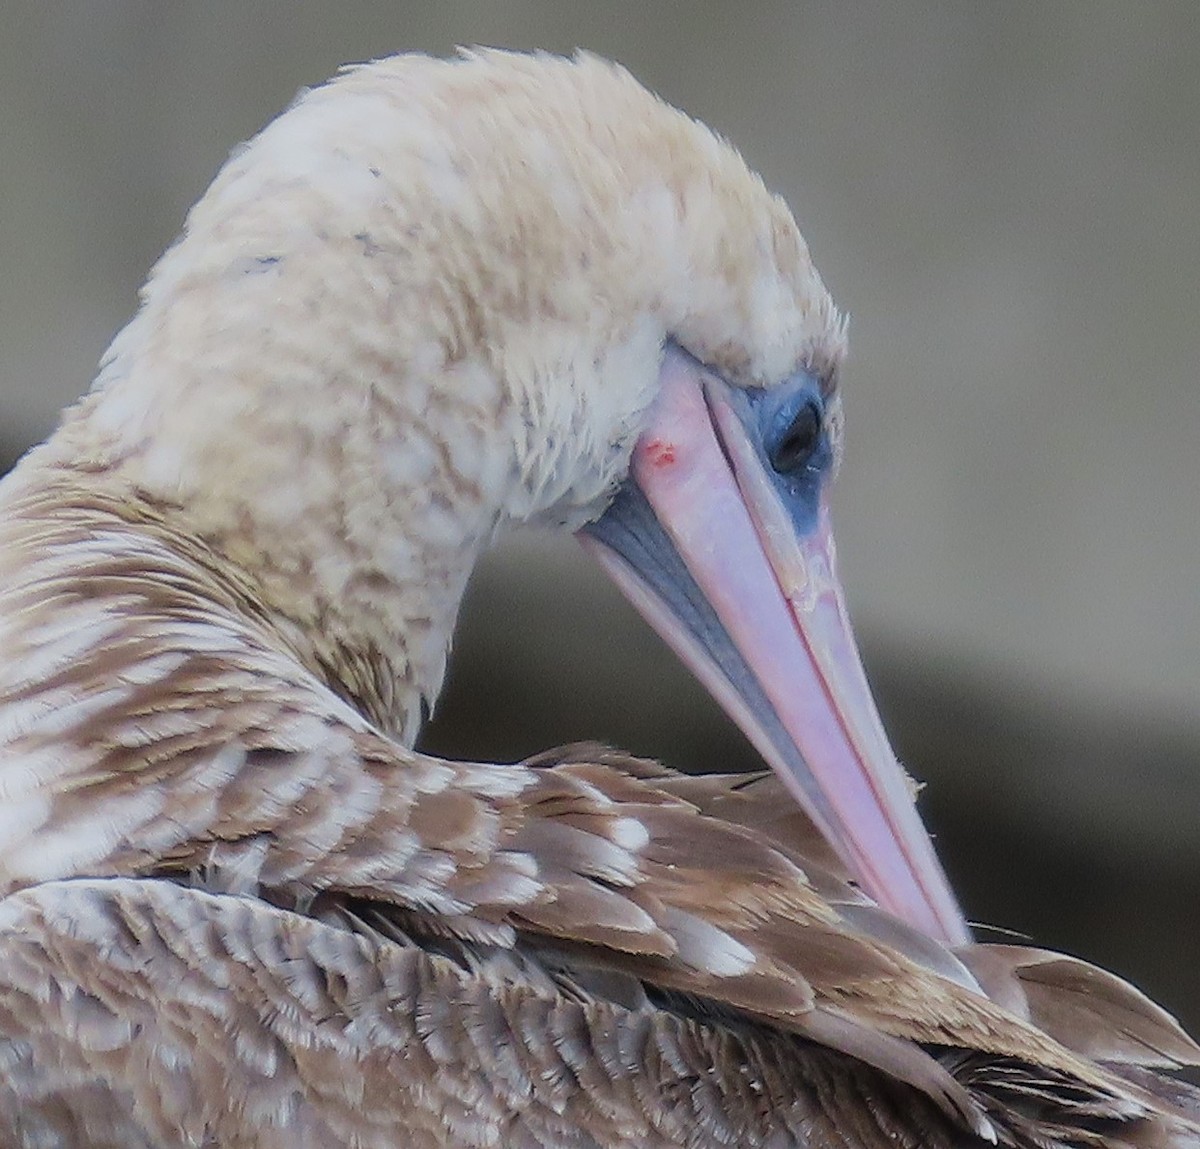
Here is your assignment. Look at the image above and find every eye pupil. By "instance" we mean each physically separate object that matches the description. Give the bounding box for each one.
[771,404,821,474]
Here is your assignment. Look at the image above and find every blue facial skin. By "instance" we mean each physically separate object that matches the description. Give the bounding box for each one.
[722,371,833,540]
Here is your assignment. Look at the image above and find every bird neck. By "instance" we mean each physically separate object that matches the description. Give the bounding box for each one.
[17,339,528,743]
[7,57,704,741]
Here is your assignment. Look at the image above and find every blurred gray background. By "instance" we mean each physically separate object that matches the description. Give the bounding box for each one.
[1,4,1197,1032]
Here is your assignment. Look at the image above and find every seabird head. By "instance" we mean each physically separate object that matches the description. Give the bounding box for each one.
[16,49,962,944]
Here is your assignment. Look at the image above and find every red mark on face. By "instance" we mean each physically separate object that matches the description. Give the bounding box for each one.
[643,438,677,467]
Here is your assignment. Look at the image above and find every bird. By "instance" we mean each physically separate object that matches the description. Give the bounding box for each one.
[0,48,1195,1148]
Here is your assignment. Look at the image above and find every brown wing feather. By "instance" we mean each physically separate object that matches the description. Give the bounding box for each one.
[2,877,988,1149]
[957,946,1200,1070]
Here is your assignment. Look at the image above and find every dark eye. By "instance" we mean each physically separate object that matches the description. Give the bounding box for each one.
[769,403,821,475]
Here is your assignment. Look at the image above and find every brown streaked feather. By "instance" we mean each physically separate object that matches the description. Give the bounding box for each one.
[3,877,1197,1149]
[2,487,1198,1144]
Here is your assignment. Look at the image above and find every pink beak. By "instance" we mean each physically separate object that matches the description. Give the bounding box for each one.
[581,347,968,946]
